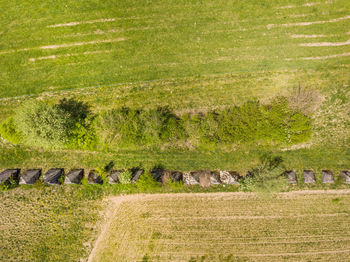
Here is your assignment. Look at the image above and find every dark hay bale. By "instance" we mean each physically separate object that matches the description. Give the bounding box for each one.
[43,168,64,185]
[19,169,41,185]
[219,171,241,185]
[304,170,316,183]
[88,170,103,184]
[340,170,350,184]
[322,170,334,183]
[65,169,84,184]
[0,169,20,185]
[131,168,144,183]
[286,170,297,184]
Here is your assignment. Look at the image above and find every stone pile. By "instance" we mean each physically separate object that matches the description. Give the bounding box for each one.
[0,168,349,187]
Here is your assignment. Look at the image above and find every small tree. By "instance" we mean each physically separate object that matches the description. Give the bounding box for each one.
[15,101,71,148]
[240,153,286,194]
[14,99,96,149]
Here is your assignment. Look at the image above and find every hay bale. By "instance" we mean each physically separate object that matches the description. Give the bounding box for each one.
[304,170,316,183]
[131,168,144,183]
[65,169,84,184]
[170,171,183,183]
[0,169,20,185]
[210,171,221,185]
[219,171,241,185]
[159,170,171,185]
[340,171,350,184]
[196,170,211,187]
[43,168,64,185]
[151,169,183,185]
[109,170,122,184]
[150,168,164,182]
[285,170,297,184]
[183,172,200,185]
[19,169,41,185]
[183,170,212,187]
[322,170,334,183]
[88,170,103,184]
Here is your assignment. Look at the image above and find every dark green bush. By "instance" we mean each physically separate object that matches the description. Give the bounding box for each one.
[11,99,96,149]
[182,99,311,147]
[98,106,185,149]
[217,101,262,143]
[14,101,71,148]
[0,117,22,144]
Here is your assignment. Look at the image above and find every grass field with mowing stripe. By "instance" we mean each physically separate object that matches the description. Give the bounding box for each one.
[1,0,349,98]
[0,0,349,172]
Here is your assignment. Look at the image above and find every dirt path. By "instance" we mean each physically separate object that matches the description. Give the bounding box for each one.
[87,190,350,261]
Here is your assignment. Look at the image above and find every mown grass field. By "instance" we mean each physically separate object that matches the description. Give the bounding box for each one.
[0,0,349,171]
[91,192,350,261]
[0,0,349,98]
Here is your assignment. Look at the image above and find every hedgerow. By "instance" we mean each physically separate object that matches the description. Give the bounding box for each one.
[97,106,186,149]
[0,98,311,151]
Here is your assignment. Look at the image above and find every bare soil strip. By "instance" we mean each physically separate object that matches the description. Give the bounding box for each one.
[301,52,350,60]
[40,38,126,50]
[47,18,116,28]
[300,39,350,46]
[0,47,30,55]
[0,38,125,55]
[276,2,323,9]
[291,34,329,38]
[267,15,350,28]
[29,50,112,62]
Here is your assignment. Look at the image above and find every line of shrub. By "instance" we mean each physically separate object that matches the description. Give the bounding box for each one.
[0,97,311,151]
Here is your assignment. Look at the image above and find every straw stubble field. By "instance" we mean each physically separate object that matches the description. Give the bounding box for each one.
[91,192,350,261]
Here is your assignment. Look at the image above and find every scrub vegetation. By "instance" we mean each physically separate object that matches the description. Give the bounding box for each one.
[0,97,312,151]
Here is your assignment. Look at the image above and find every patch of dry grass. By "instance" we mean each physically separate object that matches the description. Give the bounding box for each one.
[0,186,102,261]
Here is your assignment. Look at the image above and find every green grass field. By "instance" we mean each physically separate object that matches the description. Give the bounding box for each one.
[0,0,349,172]
[0,0,349,98]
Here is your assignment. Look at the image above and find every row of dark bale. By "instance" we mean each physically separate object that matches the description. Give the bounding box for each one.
[0,168,349,187]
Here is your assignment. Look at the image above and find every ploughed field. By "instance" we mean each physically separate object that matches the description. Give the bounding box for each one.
[91,192,350,262]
